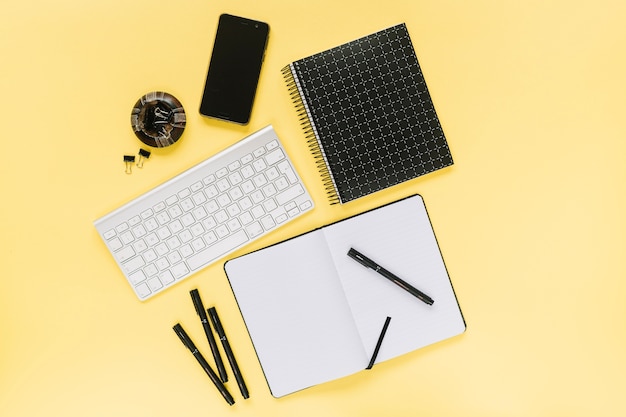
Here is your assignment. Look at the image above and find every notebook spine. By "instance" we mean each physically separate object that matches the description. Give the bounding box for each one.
[282,64,341,205]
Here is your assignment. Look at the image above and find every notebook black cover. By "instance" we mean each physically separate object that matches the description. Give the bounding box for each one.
[283,23,453,204]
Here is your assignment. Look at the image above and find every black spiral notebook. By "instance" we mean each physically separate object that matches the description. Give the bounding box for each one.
[282,23,453,204]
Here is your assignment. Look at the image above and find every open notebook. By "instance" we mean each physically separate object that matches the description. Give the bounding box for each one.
[224,195,465,397]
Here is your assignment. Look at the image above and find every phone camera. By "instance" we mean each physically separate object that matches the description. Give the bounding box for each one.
[255,24,259,29]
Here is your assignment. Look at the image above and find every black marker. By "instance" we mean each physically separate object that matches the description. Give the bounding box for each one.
[172,323,234,406]
[366,316,392,370]
[347,248,434,306]
[208,307,249,399]
[190,289,228,382]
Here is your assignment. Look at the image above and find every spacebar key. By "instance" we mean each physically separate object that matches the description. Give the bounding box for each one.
[187,230,249,271]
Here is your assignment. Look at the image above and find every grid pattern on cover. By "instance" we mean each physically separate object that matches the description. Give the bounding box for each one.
[291,23,453,203]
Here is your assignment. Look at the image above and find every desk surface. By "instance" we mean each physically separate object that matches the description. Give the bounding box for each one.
[2,1,626,416]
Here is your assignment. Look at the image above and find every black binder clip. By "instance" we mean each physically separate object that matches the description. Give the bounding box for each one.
[123,155,135,174]
[136,148,151,168]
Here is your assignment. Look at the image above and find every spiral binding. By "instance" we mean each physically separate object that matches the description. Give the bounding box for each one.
[282,64,341,205]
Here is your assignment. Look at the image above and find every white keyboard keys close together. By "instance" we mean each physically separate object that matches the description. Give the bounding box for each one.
[94,126,314,300]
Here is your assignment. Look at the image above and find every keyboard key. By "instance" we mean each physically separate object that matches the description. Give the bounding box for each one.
[169,220,183,234]
[217,179,230,192]
[253,159,267,172]
[251,205,265,219]
[172,263,190,279]
[156,212,170,225]
[180,244,193,258]
[227,218,242,232]
[240,197,253,211]
[145,233,159,246]
[205,200,219,213]
[300,200,313,211]
[253,174,267,188]
[117,246,135,262]
[144,264,158,277]
[160,271,175,285]
[261,215,275,230]
[263,199,278,212]
[155,243,169,256]
[180,199,194,212]
[265,149,285,165]
[168,205,183,218]
[144,249,157,263]
[145,218,159,232]
[156,257,170,270]
[153,202,166,212]
[133,239,148,253]
[147,277,163,291]
[109,237,123,252]
[266,140,279,151]
[276,184,305,205]
[204,231,218,246]
[188,230,249,271]
[166,236,181,250]
[192,192,207,205]
[253,146,266,157]
[129,270,147,285]
[192,238,206,251]
[216,225,229,238]
[227,204,241,217]
[266,167,280,181]
[123,256,145,274]
[203,174,216,185]
[140,209,154,219]
[240,212,254,225]
[103,229,116,240]
[275,177,289,191]
[277,161,298,184]
[157,227,171,240]
[178,188,191,199]
[167,251,182,264]
[240,154,253,164]
[132,225,147,239]
[190,181,203,192]
[205,185,219,198]
[241,165,255,179]
[245,222,263,238]
[136,283,152,299]
[181,213,196,226]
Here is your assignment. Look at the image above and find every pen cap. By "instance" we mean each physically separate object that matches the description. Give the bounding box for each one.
[207,307,225,336]
[190,289,206,317]
[173,323,197,351]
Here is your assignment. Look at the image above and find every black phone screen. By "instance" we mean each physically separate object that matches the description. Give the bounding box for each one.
[199,14,269,125]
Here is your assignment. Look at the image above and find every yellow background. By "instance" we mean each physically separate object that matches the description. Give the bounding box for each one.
[2,0,625,416]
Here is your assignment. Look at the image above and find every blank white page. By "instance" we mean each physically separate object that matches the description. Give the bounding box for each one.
[225,230,367,398]
[324,195,466,364]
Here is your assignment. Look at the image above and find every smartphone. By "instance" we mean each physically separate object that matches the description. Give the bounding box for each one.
[199,14,269,125]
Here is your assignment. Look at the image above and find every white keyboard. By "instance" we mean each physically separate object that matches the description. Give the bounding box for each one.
[94,126,314,300]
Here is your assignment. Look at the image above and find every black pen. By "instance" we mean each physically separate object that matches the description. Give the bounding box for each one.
[172,323,235,406]
[347,248,434,306]
[208,307,249,399]
[190,289,228,382]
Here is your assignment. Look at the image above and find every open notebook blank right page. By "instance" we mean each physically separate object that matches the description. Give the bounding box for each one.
[324,195,466,364]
